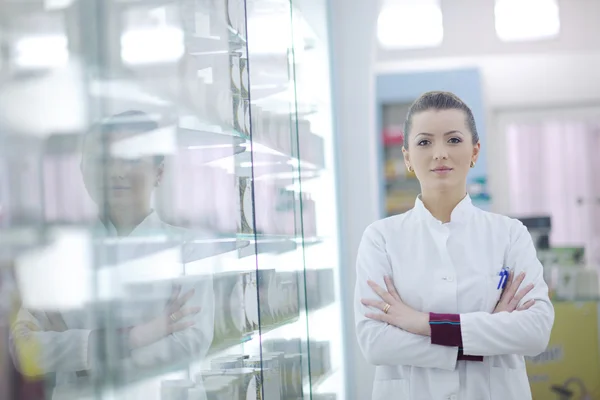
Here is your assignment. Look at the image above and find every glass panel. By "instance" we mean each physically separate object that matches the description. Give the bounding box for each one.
[245,1,311,399]
[291,1,345,399]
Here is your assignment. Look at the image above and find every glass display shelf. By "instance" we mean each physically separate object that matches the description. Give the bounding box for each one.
[51,298,337,396]
[93,315,302,392]
[0,0,343,399]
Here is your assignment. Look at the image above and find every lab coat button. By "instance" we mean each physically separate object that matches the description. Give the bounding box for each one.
[448,395,457,400]
[443,276,454,282]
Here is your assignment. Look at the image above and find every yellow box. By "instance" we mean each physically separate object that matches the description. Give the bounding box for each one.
[526,301,600,399]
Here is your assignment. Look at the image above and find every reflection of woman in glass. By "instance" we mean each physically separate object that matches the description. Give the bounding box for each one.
[355,92,554,400]
[11,111,214,399]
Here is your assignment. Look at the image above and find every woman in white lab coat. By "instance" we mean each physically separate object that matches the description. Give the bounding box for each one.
[10,111,214,399]
[355,92,554,400]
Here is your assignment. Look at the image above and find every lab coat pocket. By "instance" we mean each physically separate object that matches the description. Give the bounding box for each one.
[489,366,532,400]
[372,379,408,400]
[486,273,504,312]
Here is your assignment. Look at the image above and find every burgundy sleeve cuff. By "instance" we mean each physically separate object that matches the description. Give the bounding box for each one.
[458,349,483,362]
[429,313,463,347]
[429,313,483,361]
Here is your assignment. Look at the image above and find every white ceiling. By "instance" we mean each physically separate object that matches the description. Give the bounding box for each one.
[376,0,600,110]
[377,0,600,61]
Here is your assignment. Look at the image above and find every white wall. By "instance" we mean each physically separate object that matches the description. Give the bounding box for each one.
[329,0,381,399]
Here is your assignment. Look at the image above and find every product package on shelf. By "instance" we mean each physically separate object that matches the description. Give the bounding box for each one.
[179,62,210,122]
[2,150,44,226]
[243,98,251,137]
[283,354,304,399]
[42,152,97,225]
[225,0,247,36]
[246,113,325,171]
[240,57,250,101]
[230,53,242,96]
[240,269,300,333]
[241,270,258,332]
[301,195,318,238]
[217,347,301,400]
[263,338,331,387]
[209,0,231,39]
[202,375,240,399]
[249,104,263,139]
[247,180,269,234]
[256,268,278,326]
[272,189,298,237]
[248,107,293,157]
[305,269,335,310]
[297,120,325,168]
[258,352,286,398]
[261,269,278,325]
[263,338,301,355]
[245,356,282,398]
[158,155,239,234]
[211,354,247,370]
[251,181,312,237]
[230,54,247,136]
[232,93,245,136]
[200,368,268,400]
[309,340,332,381]
[276,271,300,319]
[212,271,247,349]
[239,177,254,234]
[182,49,236,131]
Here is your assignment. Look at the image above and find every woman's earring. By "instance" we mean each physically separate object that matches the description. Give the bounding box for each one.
[470,161,475,168]
[407,165,414,173]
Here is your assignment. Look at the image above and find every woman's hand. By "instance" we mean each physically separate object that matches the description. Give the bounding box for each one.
[361,276,431,336]
[128,285,201,350]
[493,271,535,314]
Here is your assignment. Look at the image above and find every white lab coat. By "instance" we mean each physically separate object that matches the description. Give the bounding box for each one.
[10,212,215,400]
[355,195,554,400]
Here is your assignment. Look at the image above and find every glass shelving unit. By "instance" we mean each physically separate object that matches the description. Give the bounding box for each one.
[0,0,344,400]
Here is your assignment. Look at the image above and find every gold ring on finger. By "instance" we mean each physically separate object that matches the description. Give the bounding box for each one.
[383,303,391,314]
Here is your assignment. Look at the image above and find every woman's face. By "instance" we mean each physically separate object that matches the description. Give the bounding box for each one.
[80,130,162,210]
[402,109,480,193]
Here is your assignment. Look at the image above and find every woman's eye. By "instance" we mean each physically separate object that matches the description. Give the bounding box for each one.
[417,140,430,146]
[448,137,462,144]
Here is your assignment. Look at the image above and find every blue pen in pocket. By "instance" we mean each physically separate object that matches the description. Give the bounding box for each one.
[497,267,509,290]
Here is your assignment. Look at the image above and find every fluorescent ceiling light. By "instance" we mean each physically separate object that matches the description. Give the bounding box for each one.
[44,0,75,10]
[0,62,87,136]
[495,0,560,42]
[121,27,184,65]
[15,35,69,68]
[378,0,443,50]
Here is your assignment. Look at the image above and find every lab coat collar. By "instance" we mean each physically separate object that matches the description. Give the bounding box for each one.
[100,210,163,237]
[414,193,474,225]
